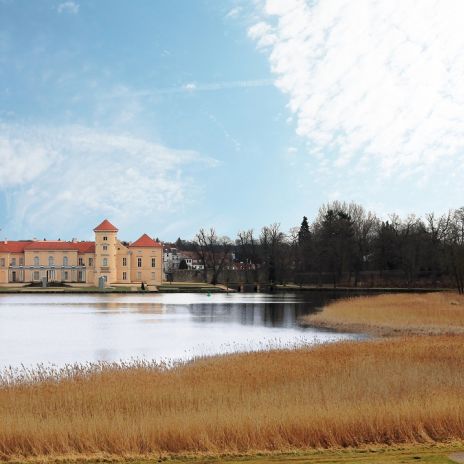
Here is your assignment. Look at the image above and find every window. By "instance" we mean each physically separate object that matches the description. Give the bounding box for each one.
[103,258,108,267]
[63,256,68,266]
[11,258,16,266]
[89,258,93,267]
[48,256,54,266]
[0,258,4,267]
[151,258,156,268]
[103,236,108,241]
[137,271,141,280]
[122,257,127,266]
[78,257,84,266]
[34,256,39,266]
[122,271,127,280]
[33,271,40,281]
[103,245,108,251]
[49,270,55,281]
[64,271,69,280]
[19,257,24,266]
[137,257,142,268]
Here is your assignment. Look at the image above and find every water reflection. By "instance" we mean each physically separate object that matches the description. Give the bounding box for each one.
[188,302,306,327]
[188,291,347,327]
[0,292,360,369]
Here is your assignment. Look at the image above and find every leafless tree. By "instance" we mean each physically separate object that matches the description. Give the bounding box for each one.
[236,229,260,282]
[444,208,464,294]
[193,228,232,285]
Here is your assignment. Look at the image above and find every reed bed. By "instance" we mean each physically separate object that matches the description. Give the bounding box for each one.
[302,292,464,336]
[1,335,464,460]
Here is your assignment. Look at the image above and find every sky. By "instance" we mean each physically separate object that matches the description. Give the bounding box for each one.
[1,0,464,242]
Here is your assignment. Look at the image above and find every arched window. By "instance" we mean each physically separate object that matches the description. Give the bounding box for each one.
[34,256,39,266]
[48,256,54,266]
[63,256,68,266]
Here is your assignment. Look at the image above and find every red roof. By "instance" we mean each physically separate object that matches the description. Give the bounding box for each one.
[93,219,118,232]
[0,241,95,254]
[0,241,32,253]
[129,234,162,248]
[74,242,96,253]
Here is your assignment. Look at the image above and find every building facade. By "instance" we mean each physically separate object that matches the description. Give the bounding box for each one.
[0,220,163,287]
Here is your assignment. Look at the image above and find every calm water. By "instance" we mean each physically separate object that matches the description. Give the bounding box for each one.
[0,292,360,368]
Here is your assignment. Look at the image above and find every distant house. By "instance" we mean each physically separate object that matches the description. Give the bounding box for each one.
[178,251,205,270]
[163,246,181,273]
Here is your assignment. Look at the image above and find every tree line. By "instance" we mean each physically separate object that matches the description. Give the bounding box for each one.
[173,202,464,293]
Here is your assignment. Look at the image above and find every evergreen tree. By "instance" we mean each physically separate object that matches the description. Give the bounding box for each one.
[297,216,312,273]
[298,216,310,245]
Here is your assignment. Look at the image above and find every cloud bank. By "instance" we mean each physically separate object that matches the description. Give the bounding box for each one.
[0,124,214,237]
[249,0,464,197]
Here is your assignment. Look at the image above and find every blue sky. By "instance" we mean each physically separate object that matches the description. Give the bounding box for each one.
[1,0,464,242]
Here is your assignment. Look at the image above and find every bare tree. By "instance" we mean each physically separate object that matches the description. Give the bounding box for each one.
[260,223,286,284]
[444,209,464,294]
[236,229,260,282]
[193,228,232,285]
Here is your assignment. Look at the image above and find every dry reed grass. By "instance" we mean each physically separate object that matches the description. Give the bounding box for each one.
[1,335,464,460]
[301,292,464,336]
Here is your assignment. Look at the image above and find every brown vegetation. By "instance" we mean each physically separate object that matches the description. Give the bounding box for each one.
[1,335,464,461]
[302,292,464,336]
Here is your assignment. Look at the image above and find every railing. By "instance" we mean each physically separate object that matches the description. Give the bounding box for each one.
[8,265,87,270]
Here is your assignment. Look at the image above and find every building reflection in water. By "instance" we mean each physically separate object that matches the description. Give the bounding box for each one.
[89,302,166,314]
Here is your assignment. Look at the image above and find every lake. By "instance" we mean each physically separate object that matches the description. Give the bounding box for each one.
[0,292,360,369]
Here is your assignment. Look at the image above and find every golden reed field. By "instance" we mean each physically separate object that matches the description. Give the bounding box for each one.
[302,292,464,336]
[1,333,464,461]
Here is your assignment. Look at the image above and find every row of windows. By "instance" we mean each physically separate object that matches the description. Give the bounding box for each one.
[122,271,156,281]
[1,257,93,267]
[120,257,156,268]
[32,270,85,282]
[100,257,156,267]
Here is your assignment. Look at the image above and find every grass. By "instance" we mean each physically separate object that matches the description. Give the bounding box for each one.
[158,282,227,293]
[86,446,463,463]
[301,292,464,336]
[1,336,464,461]
[164,447,463,463]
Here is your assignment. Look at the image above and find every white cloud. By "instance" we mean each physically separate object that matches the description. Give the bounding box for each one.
[57,1,79,14]
[183,82,197,92]
[249,0,464,190]
[0,124,215,236]
[226,6,242,19]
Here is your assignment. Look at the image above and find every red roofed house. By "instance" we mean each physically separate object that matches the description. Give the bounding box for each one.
[0,220,163,288]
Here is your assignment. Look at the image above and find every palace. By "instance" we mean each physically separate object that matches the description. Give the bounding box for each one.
[0,220,163,288]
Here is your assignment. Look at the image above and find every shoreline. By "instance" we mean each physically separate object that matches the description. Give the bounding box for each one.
[0,286,452,295]
[300,292,464,336]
